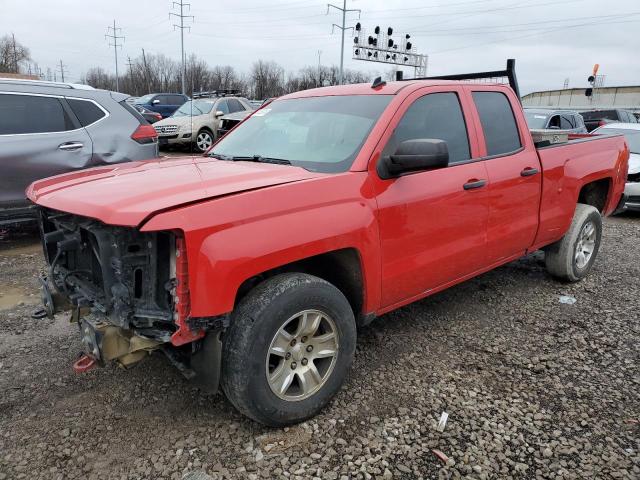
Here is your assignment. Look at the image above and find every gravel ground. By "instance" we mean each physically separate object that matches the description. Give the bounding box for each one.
[0,214,639,480]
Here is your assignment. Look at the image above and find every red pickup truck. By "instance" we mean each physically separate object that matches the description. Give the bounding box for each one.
[28,62,628,426]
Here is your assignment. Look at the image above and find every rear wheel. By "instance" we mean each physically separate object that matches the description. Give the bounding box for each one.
[195,129,214,152]
[545,203,602,282]
[221,273,356,426]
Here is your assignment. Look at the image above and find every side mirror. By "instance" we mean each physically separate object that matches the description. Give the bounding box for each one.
[215,110,225,117]
[152,99,161,105]
[378,139,449,179]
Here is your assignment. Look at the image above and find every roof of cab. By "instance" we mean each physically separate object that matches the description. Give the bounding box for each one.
[279,80,510,100]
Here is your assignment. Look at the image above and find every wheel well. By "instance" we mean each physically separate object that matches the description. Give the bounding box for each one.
[578,178,610,213]
[198,127,213,134]
[235,248,364,319]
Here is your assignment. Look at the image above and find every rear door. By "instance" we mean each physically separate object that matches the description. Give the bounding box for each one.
[0,92,92,208]
[373,87,490,308]
[154,95,172,118]
[467,87,542,263]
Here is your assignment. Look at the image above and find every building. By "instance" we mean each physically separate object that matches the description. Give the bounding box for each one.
[522,85,640,112]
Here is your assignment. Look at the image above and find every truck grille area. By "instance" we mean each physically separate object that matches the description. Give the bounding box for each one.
[39,208,176,341]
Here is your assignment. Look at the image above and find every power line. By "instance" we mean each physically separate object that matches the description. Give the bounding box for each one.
[170,0,194,95]
[327,0,360,85]
[105,20,125,92]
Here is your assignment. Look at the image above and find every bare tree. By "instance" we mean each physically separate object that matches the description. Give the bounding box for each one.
[0,34,31,74]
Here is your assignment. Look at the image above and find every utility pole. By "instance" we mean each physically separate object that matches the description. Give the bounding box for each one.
[170,0,194,95]
[11,33,18,73]
[105,20,124,92]
[141,48,151,93]
[57,60,68,83]
[327,1,360,85]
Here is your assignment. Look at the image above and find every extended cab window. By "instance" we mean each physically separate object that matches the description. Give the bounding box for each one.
[560,115,574,129]
[472,91,521,156]
[0,93,75,135]
[67,98,107,127]
[386,92,470,163]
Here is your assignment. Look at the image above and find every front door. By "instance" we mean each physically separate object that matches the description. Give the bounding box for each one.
[0,92,92,209]
[372,88,490,308]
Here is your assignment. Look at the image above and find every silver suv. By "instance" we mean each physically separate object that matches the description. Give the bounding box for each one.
[0,79,159,225]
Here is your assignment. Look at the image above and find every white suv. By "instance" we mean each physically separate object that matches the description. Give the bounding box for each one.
[154,96,253,152]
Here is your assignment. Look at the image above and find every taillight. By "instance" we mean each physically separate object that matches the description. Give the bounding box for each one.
[598,120,607,127]
[154,114,162,121]
[131,124,158,144]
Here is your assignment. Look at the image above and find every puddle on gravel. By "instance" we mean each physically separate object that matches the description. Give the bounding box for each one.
[0,285,39,310]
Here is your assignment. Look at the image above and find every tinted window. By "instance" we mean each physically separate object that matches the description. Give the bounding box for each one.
[582,110,617,121]
[472,91,521,155]
[227,98,246,113]
[67,98,106,126]
[216,100,230,115]
[168,95,186,106]
[388,92,470,163]
[0,94,75,135]
[560,115,574,129]
[156,95,169,104]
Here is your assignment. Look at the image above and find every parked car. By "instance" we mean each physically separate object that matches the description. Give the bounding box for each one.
[524,108,587,133]
[153,95,253,152]
[28,63,628,427]
[134,93,189,118]
[581,109,638,132]
[592,123,640,211]
[0,78,158,225]
[134,104,163,124]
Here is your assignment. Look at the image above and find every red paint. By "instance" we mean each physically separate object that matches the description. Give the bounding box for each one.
[27,80,629,330]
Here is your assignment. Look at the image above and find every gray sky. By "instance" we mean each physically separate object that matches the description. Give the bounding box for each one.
[2,0,639,94]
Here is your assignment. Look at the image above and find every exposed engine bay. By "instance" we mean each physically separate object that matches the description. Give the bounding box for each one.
[37,207,223,390]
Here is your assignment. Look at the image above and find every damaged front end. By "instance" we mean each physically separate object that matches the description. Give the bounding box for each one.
[37,208,224,390]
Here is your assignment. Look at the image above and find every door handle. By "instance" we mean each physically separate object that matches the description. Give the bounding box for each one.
[463,179,487,190]
[58,142,84,151]
[520,167,539,177]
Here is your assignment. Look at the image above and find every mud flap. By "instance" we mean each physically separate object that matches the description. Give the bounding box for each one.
[190,331,223,394]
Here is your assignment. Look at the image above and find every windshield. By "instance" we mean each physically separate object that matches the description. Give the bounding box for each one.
[173,100,215,117]
[524,111,549,129]
[209,95,392,173]
[135,94,155,105]
[597,128,640,154]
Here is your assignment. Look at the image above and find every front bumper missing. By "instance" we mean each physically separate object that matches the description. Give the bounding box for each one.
[78,316,162,369]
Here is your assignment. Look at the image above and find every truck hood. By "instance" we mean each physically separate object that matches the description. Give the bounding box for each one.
[27,156,324,227]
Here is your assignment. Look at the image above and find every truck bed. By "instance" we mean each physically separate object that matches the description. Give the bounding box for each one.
[532,134,628,249]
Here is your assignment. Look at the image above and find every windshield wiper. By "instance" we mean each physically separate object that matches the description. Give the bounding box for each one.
[226,155,292,165]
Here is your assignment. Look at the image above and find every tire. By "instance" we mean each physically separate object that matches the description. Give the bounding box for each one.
[221,273,356,426]
[194,129,214,153]
[545,203,602,282]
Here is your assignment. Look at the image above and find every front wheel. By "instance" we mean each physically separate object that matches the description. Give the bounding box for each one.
[545,203,602,282]
[221,273,356,426]
[194,129,214,153]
